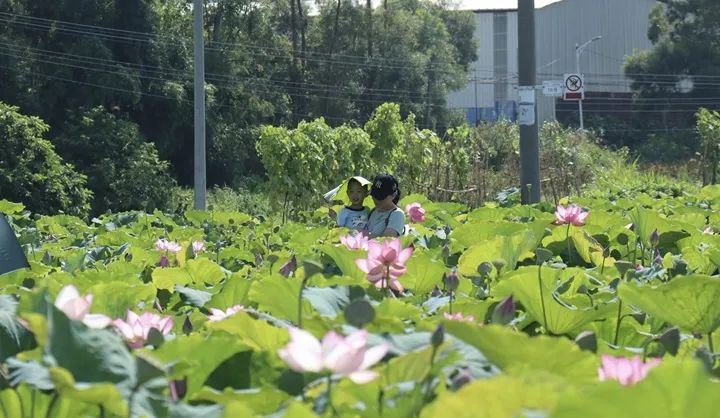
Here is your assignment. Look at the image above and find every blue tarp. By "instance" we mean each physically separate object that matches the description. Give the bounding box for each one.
[466,101,517,124]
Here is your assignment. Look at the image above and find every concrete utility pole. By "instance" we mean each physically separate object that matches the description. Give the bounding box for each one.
[517,0,540,203]
[193,0,207,210]
[575,36,602,130]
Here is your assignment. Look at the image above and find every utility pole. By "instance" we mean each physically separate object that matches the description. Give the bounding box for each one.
[517,0,540,203]
[193,0,207,210]
[575,36,602,130]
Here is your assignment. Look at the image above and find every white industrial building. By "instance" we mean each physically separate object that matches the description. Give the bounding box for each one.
[446,0,658,125]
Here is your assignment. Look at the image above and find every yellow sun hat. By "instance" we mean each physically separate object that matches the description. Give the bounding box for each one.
[323,176,373,206]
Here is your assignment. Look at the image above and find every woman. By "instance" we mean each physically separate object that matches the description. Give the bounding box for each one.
[365,174,405,237]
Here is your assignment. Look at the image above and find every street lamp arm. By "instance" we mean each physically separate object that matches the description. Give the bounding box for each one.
[576,35,603,55]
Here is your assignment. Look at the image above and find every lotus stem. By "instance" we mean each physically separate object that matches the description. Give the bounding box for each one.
[297,275,310,328]
[537,265,548,333]
[709,332,715,356]
[566,223,572,265]
[613,300,623,346]
[45,394,59,418]
[326,375,339,417]
[384,266,391,299]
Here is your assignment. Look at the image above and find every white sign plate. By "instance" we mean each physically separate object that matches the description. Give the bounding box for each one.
[542,80,564,97]
[518,86,536,104]
[518,103,535,126]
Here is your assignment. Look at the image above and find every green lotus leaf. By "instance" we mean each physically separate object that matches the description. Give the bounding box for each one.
[209,274,253,310]
[458,231,540,277]
[191,387,289,415]
[148,333,249,397]
[50,367,128,416]
[618,275,720,334]
[493,267,613,335]
[205,311,288,352]
[0,200,25,215]
[444,323,598,383]
[249,274,302,321]
[552,361,719,418]
[402,254,447,295]
[184,210,253,227]
[421,373,565,418]
[152,258,226,291]
[0,295,37,361]
[320,245,367,282]
[46,303,136,395]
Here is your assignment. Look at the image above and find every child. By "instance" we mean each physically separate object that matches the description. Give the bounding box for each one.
[366,174,405,237]
[335,177,371,231]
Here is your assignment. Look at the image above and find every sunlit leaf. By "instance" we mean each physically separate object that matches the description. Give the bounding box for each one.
[619,275,720,333]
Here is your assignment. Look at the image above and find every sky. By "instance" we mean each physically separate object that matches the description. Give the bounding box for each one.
[309,0,564,16]
[436,0,563,10]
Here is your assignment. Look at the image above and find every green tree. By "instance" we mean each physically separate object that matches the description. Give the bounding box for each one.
[619,0,719,159]
[0,102,91,216]
[55,107,176,213]
[697,108,720,185]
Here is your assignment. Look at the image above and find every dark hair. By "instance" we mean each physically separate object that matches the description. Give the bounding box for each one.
[370,173,401,204]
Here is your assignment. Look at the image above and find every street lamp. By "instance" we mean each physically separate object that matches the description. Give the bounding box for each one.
[575,35,602,130]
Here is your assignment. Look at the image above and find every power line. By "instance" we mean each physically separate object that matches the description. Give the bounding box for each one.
[0,61,459,130]
[8,12,720,85]
[0,49,454,110]
[0,10,502,72]
[0,13,477,76]
[0,40,450,99]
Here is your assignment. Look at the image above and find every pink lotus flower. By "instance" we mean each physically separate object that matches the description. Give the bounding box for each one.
[278,328,389,384]
[192,240,205,255]
[443,312,476,322]
[405,203,426,223]
[207,305,244,322]
[703,226,714,235]
[355,238,413,292]
[598,355,661,386]
[54,285,112,329]
[112,311,174,349]
[554,204,589,226]
[340,233,369,251]
[155,239,182,254]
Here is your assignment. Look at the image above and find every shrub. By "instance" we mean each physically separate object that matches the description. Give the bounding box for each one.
[0,102,91,217]
[166,184,272,217]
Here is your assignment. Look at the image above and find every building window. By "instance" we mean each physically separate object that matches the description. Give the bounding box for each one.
[493,12,508,102]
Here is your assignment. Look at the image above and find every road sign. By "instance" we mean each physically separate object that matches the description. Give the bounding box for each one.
[563,73,584,100]
[542,80,563,97]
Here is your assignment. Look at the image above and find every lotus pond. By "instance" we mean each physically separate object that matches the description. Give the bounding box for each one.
[1,187,720,418]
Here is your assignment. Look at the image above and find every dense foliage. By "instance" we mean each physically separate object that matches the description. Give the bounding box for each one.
[0,102,91,217]
[55,107,176,214]
[0,0,475,191]
[257,107,628,211]
[1,183,720,417]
